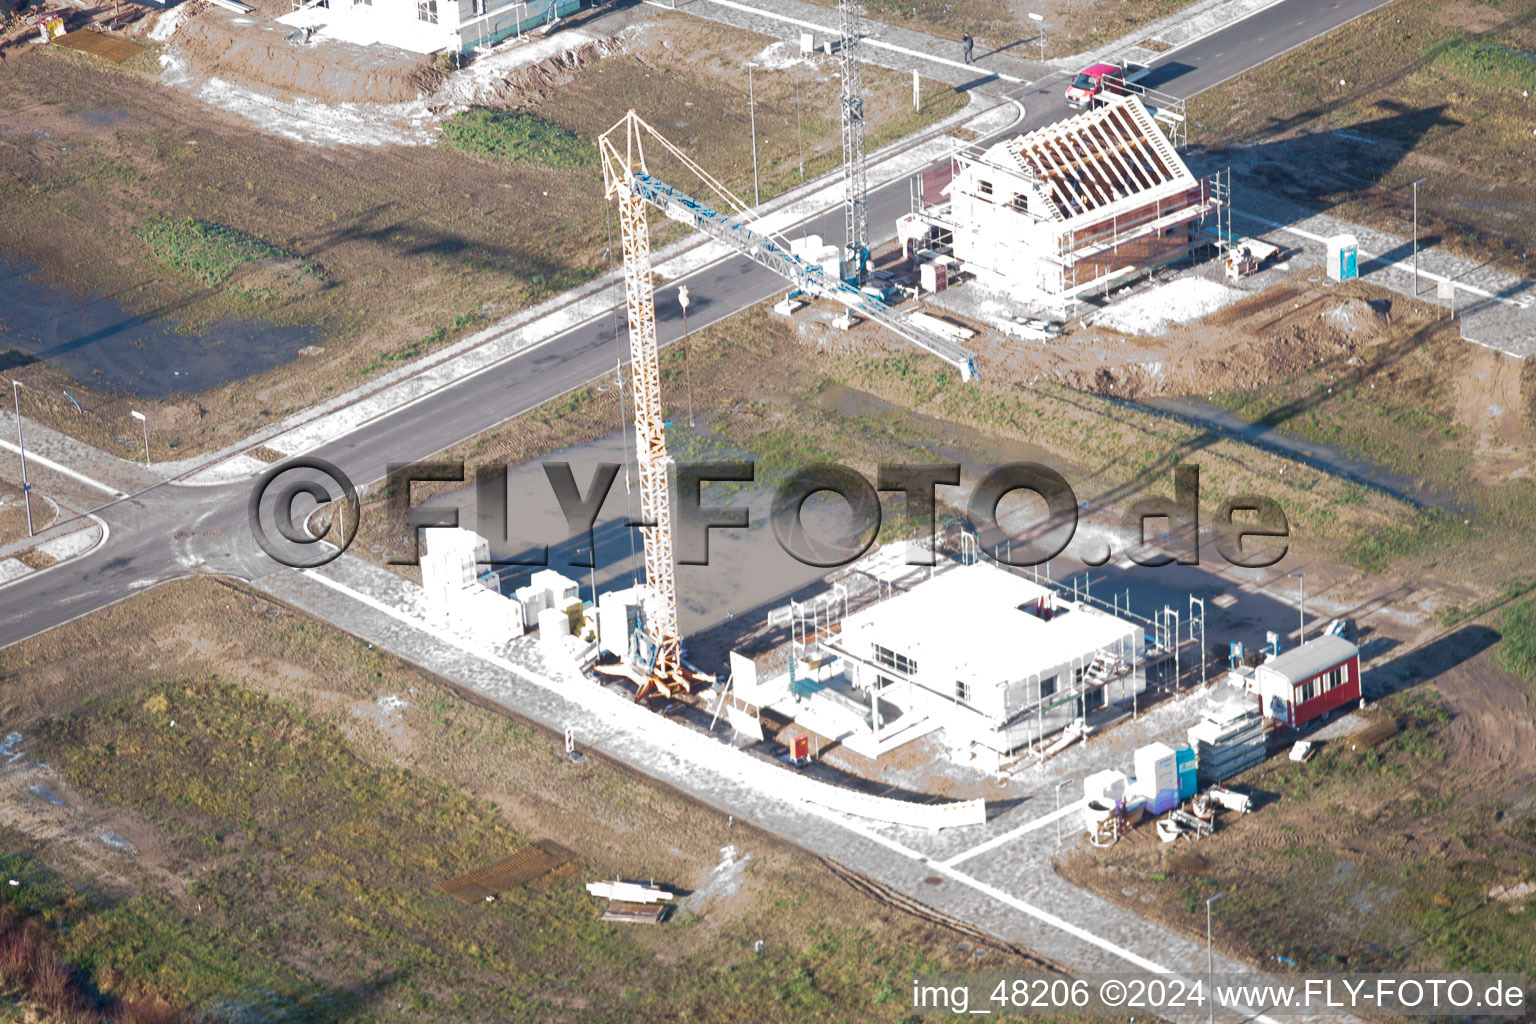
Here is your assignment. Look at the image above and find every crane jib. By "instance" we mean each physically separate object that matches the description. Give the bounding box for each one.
[628,173,979,383]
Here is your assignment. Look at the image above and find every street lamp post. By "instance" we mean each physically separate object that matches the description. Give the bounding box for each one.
[1207,891,1225,1023]
[1288,571,1305,642]
[1190,595,1206,686]
[11,381,34,537]
[677,284,694,428]
[795,68,804,181]
[1411,177,1427,296]
[1028,12,1044,61]
[130,409,150,467]
[747,62,761,207]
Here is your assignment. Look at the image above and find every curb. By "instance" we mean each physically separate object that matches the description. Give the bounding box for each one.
[0,513,110,591]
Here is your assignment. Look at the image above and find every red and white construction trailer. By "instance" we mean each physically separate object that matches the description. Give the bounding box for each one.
[1255,635,1362,728]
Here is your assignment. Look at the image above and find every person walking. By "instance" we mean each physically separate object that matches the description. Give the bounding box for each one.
[962,32,975,64]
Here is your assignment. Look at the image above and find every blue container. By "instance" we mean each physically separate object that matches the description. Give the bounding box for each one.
[1174,743,1198,800]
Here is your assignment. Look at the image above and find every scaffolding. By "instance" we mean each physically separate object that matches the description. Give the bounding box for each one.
[838,0,869,283]
[905,95,1216,317]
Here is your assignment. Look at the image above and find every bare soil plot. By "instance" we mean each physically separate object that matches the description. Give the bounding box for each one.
[345,273,1426,588]
[1058,647,1536,976]
[0,478,54,548]
[1188,0,1536,281]
[0,576,1102,1022]
[0,11,963,458]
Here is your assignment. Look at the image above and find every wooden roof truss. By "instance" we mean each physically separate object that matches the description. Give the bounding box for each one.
[1002,97,1189,223]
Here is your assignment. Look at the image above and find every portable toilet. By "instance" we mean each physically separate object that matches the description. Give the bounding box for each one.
[1174,742,1198,800]
[1327,234,1359,281]
[1135,741,1179,814]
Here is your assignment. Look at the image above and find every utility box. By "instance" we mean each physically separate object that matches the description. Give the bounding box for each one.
[37,13,65,42]
[1326,234,1359,282]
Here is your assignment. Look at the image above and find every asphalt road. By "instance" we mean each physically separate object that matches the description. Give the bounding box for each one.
[0,0,1402,649]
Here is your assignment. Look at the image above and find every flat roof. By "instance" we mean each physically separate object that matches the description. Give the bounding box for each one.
[837,562,1139,686]
[1258,635,1360,684]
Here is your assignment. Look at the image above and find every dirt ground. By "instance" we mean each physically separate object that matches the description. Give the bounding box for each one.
[1057,637,1536,978]
[169,0,446,104]
[1187,0,1536,280]
[0,478,54,548]
[0,576,1124,1022]
[805,0,1200,58]
[950,268,1410,400]
[0,9,964,459]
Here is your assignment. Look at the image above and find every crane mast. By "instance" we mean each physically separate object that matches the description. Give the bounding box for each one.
[839,0,869,284]
[598,115,708,702]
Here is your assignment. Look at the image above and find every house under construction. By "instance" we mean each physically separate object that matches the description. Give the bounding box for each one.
[902,94,1222,306]
[727,556,1150,772]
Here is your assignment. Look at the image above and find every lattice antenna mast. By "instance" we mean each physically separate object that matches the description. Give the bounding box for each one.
[598,112,688,702]
[839,0,869,284]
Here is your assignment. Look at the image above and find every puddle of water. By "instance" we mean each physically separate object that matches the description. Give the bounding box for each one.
[100,832,138,855]
[27,783,65,806]
[0,251,321,398]
[78,109,131,126]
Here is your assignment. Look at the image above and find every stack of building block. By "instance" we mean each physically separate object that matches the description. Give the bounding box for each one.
[1188,699,1265,785]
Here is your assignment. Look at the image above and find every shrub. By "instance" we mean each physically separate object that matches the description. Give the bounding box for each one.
[1497,594,1536,683]
[439,108,597,168]
[135,218,321,291]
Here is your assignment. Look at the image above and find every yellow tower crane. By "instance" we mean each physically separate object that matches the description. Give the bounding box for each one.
[595,112,721,703]
[597,110,978,701]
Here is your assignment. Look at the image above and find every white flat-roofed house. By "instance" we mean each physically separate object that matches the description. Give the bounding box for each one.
[824,561,1145,768]
[278,0,581,55]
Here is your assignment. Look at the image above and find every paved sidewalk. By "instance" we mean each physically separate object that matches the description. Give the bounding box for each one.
[255,553,1359,1024]
[0,514,105,588]
[0,415,150,499]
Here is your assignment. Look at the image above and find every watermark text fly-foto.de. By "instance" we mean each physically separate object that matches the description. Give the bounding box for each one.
[248,458,1291,571]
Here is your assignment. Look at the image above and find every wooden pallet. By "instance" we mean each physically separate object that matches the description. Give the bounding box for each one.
[53,29,144,63]
[601,900,668,924]
[437,840,576,904]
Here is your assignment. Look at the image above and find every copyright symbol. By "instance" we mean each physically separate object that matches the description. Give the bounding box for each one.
[247,456,359,569]
[1101,979,1127,1007]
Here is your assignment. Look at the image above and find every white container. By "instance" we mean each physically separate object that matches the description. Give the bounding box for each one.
[531,569,579,610]
[1135,741,1179,813]
[1084,769,1127,803]
[537,606,571,638]
[515,585,548,628]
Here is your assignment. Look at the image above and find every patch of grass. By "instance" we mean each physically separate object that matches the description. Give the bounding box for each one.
[135,217,320,291]
[1341,509,1467,574]
[1496,594,1536,684]
[439,109,598,168]
[1433,35,1536,92]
